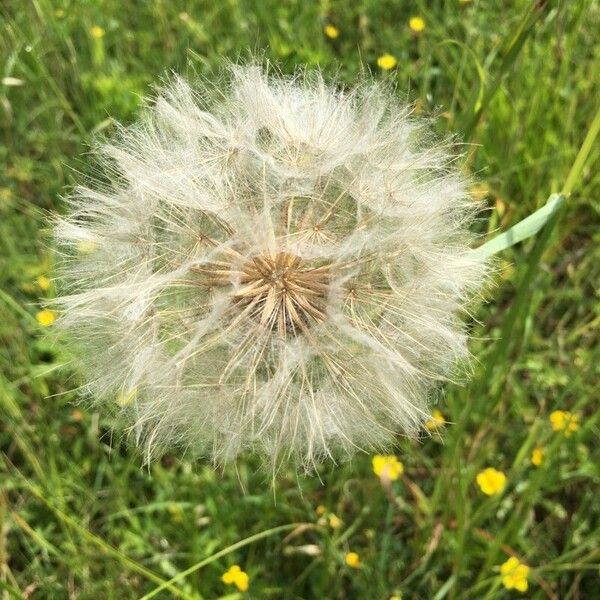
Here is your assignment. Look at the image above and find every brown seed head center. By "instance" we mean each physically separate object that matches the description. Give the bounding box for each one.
[233,252,329,337]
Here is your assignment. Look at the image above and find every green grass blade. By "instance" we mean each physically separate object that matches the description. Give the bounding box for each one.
[473,193,566,258]
[7,470,195,600]
[462,3,545,137]
[0,580,23,599]
[563,101,600,195]
[140,523,305,600]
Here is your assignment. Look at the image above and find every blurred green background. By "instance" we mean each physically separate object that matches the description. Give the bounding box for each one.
[1,1,598,598]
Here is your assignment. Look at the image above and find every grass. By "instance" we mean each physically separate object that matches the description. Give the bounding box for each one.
[1,1,599,598]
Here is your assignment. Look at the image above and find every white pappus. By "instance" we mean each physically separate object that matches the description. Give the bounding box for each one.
[54,63,488,471]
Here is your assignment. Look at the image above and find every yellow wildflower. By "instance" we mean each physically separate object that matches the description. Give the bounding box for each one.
[55,8,65,18]
[37,275,51,291]
[90,25,105,39]
[324,24,340,39]
[377,54,398,71]
[495,197,506,217]
[500,556,529,592]
[476,467,507,496]
[425,409,445,431]
[77,240,98,254]
[116,389,137,407]
[550,410,579,436]
[531,447,543,467]
[315,504,326,516]
[345,551,360,568]
[372,455,404,480]
[221,564,249,592]
[409,17,426,33]
[328,513,342,529]
[36,309,56,327]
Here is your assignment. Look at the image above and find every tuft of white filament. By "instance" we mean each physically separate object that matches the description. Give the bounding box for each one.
[54,63,487,470]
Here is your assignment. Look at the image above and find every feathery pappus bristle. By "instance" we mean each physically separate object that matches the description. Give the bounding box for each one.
[54,62,488,471]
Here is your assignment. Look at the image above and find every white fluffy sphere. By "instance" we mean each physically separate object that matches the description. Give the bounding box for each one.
[55,64,487,470]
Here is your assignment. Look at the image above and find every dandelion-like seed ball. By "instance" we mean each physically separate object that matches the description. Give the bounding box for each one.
[54,63,487,470]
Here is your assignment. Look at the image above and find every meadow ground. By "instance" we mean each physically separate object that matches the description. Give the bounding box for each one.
[1,1,599,598]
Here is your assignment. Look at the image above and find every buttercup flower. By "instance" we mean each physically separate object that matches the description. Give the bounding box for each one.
[116,389,137,407]
[550,410,579,436]
[54,63,487,469]
[377,54,398,70]
[425,408,445,431]
[222,565,249,592]
[372,455,404,480]
[37,275,51,291]
[476,468,506,496]
[90,25,105,39]
[324,24,340,39]
[531,446,543,467]
[409,17,426,33]
[500,557,529,592]
[76,240,98,254]
[36,309,57,327]
[328,513,343,529]
[345,551,361,568]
